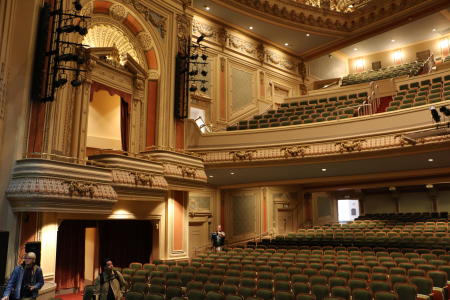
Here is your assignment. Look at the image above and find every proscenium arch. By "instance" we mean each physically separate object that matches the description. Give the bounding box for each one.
[79,0,164,73]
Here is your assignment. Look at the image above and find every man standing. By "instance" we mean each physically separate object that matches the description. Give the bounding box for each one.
[94,259,126,300]
[211,225,226,252]
[2,252,44,300]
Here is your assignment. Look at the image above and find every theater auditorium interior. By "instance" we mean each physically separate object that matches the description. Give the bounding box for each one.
[2,0,450,299]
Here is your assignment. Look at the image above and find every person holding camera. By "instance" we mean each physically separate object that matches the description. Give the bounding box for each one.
[1,252,44,300]
[94,259,126,300]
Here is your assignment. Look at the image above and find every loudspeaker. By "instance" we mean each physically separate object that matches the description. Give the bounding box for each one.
[0,232,8,284]
[25,241,41,266]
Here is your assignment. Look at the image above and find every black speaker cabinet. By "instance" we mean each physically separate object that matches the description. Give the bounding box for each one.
[0,231,9,284]
[25,241,41,266]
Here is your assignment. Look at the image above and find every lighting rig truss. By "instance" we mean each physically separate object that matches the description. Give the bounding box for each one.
[41,0,90,102]
[187,34,209,93]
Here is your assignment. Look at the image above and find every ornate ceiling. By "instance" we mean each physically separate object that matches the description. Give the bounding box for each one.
[193,0,450,60]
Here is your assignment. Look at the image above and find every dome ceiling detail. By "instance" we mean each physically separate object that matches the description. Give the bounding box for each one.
[83,24,140,65]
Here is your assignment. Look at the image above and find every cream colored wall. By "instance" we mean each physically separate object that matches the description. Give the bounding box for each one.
[309,52,348,80]
[86,90,122,150]
[348,35,450,73]
[312,192,337,225]
[0,0,41,276]
[191,15,302,129]
[84,228,96,284]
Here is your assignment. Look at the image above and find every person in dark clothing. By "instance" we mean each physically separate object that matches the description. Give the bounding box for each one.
[2,252,44,300]
[94,259,126,300]
[211,225,226,251]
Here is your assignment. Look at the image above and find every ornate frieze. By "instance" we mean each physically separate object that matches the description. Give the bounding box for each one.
[121,0,167,38]
[111,169,168,190]
[5,159,117,213]
[196,131,450,165]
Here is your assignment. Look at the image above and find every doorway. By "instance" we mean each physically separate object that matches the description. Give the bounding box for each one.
[277,209,293,234]
[188,221,208,257]
[338,199,360,223]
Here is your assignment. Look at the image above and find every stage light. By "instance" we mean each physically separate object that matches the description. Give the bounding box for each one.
[190,53,199,60]
[200,86,207,92]
[77,26,88,36]
[73,0,83,11]
[188,69,198,76]
[189,84,197,92]
[201,54,208,61]
[57,25,76,33]
[54,76,68,88]
[430,106,441,123]
[196,34,205,43]
[201,70,208,76]
[71,78,82,87]
[439,106,450,116]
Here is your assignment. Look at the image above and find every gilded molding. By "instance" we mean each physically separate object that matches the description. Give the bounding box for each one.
[335,139,366,153]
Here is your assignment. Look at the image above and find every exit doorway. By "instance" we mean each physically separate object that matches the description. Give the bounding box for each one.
[338,199,360,223]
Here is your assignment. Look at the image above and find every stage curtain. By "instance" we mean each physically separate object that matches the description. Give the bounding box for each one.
[120,97,129,152]
[55,220,88,290]
[98,220,152,268]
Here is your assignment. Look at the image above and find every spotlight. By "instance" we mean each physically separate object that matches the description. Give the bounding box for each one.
[439,106,450,116]
[57,25,76,33]
[200,86,207,92]
[73,0,83,11]
[190,53,199,60]
[54,76,68,88]
[71,78,82,87]
[189,84,197,92]
[196,34,205,43]
[188,69,198,76]
[201,54,208,61]
[201,70,208,76]
[430,106,441,123]
[77,26,88,36]
[58,53,77,62]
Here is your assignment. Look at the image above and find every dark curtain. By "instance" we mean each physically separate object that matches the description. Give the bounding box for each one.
[98,220,152,268]
[55,220,92,290]
[120,98,129,152]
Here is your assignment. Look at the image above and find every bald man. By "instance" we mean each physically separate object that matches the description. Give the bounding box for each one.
[2,252,44,300]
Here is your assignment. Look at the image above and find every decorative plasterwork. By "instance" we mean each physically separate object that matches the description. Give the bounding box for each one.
[5,159,117,213]
[196,131,450,165]
[121,0,167,38]
[109,3,128,21]
[83,23,141,65]
[141,150,208,187]
[192,17,300,75]
[215,0,437,34]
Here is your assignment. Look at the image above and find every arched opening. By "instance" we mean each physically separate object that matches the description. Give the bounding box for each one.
[86,85,131,155]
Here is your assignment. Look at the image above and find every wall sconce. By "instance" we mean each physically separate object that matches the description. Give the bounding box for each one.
[392,50,403,64]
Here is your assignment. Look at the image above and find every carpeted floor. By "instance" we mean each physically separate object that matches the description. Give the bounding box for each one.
[57,292,83,300]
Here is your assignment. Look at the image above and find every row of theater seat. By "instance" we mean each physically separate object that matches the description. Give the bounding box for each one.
[341,61,423,86]
[386,75,450,111]
[356,212,449,221]
[96,245,450,300]
[226,72,450,131]
[226,93,369,131]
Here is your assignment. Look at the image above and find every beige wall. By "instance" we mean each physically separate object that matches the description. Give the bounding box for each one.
[87,90,122,150]
[309,52,348,80]
[0,0,41,276]
[349,35,450,73]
